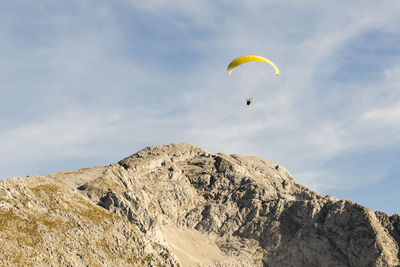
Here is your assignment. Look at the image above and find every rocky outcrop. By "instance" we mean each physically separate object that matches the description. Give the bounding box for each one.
[0,143,399,266]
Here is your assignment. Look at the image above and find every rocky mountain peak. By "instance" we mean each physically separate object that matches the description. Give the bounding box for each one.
[0,143,399,266]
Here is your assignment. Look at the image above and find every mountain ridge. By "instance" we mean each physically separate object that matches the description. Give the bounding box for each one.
[0,143,399,266]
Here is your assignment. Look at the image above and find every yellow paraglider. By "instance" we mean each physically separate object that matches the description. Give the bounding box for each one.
[227,55,279,76]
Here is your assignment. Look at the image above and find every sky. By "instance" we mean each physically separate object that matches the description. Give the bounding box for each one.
[1,0,399,215]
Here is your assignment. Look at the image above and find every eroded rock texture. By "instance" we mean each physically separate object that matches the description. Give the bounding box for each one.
[0,143,399,266]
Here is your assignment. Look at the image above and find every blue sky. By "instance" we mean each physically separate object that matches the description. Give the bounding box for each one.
[1,0,400,215]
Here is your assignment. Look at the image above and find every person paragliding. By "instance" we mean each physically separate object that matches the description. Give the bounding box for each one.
[227,55,279,105]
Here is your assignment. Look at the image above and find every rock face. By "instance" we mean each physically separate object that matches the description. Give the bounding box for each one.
[0,143,399,266]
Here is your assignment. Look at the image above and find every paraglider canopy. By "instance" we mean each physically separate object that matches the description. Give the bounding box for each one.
[227,55,279,106]
[227,55,280,76]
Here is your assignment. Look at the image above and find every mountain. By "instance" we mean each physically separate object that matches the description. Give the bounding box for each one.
[0,143,399,266]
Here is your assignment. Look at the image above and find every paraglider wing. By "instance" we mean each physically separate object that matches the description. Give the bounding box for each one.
[227,55,279,76]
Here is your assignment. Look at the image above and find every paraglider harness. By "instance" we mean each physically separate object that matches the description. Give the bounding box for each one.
[246,98,252,105]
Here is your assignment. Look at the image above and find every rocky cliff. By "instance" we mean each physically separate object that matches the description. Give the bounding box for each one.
[0,143,399,266]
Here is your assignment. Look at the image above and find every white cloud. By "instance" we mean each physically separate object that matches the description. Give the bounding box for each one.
[0,109,120,160]
[363,102,400,124]
[384,65,400,86]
